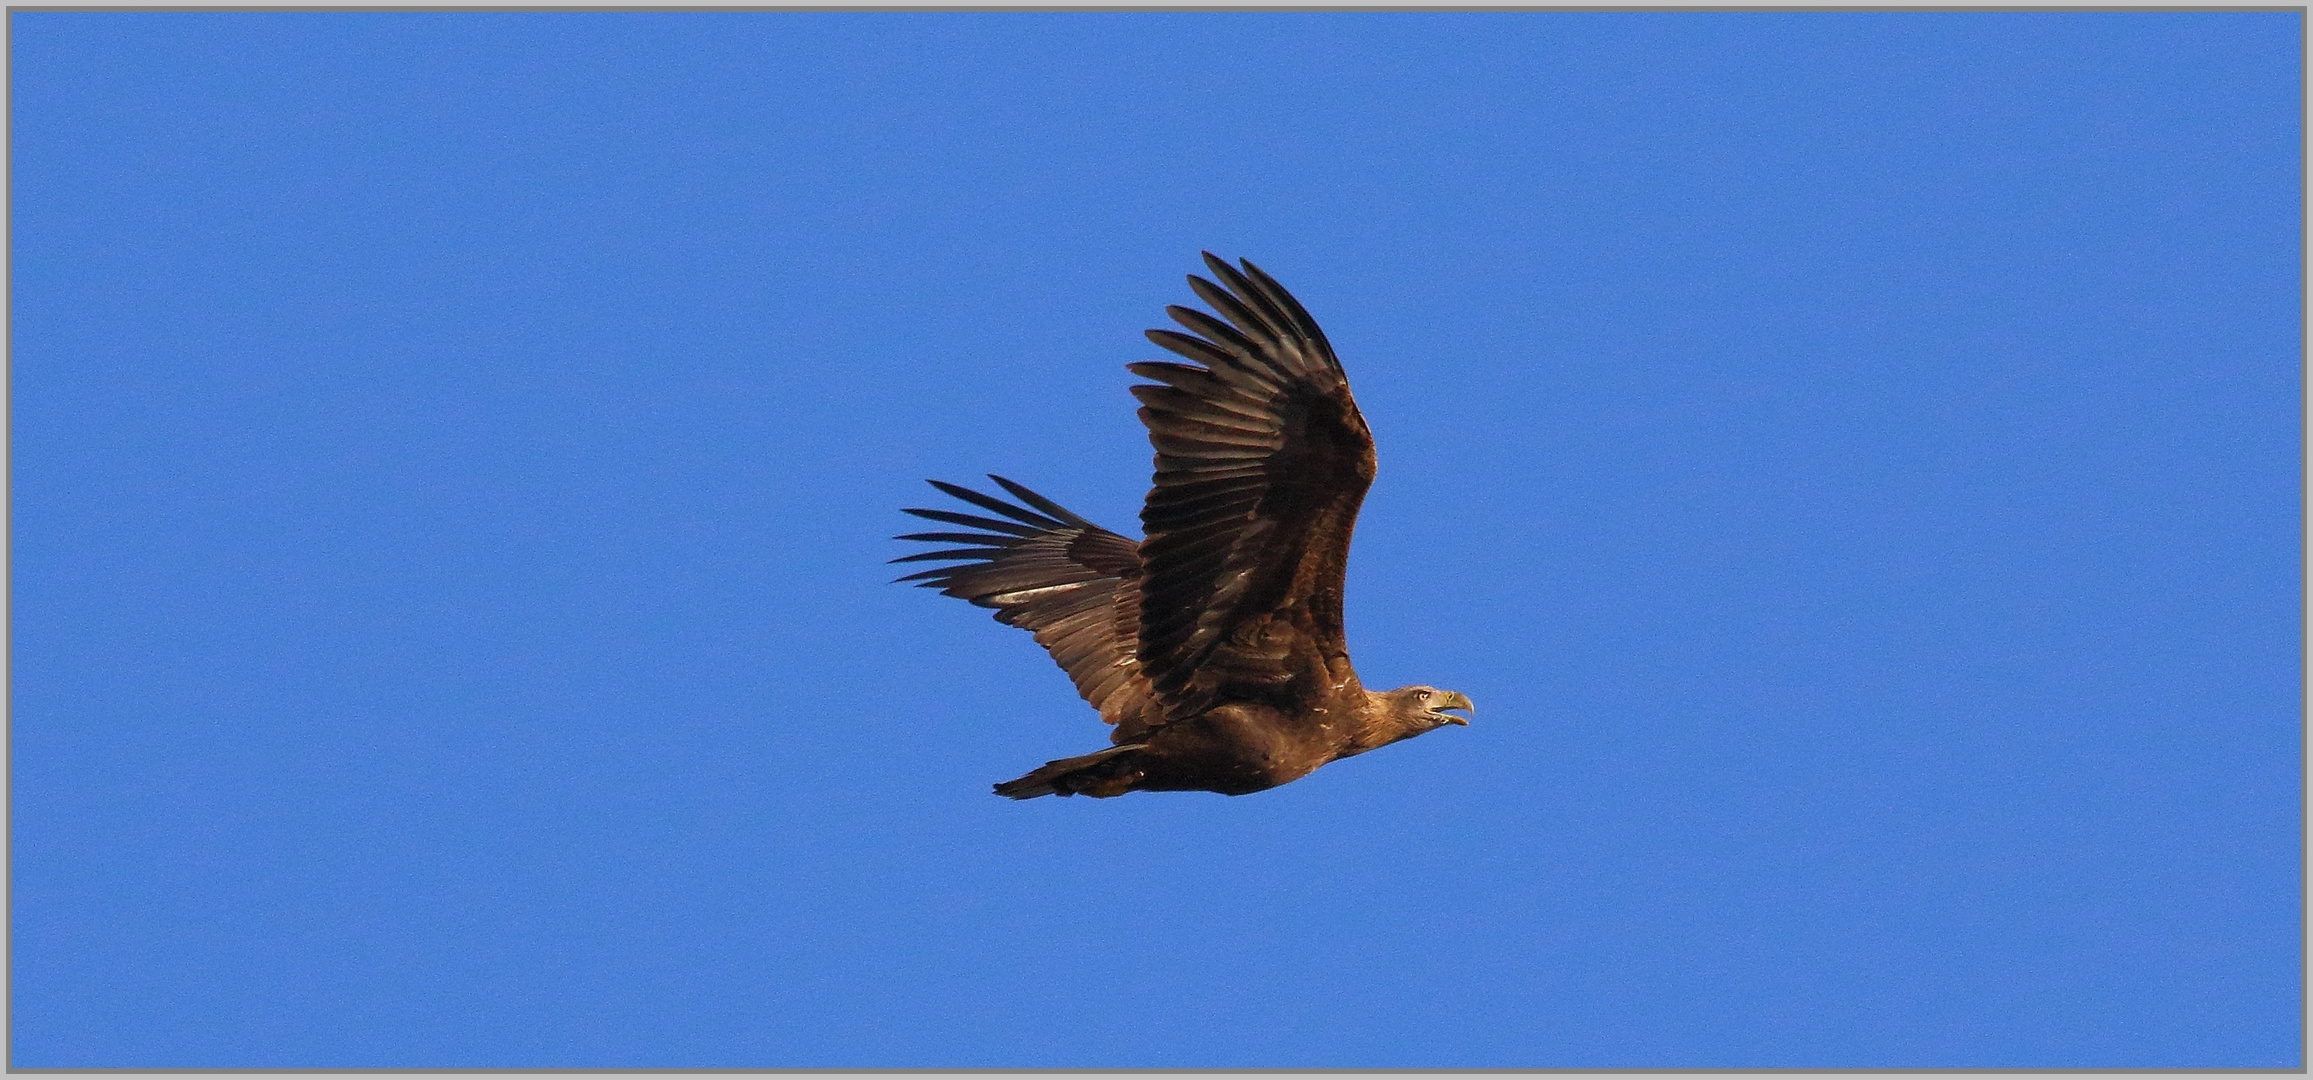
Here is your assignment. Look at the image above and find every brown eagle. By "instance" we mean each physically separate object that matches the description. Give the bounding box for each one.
[895,253,1473,798]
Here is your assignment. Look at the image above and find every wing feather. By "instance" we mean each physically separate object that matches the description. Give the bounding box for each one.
[927,478,1073,529]
[989,474,1094,528]
[899,507,1044,537]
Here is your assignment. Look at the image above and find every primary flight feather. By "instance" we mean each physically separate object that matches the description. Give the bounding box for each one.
[894,253,1473,798]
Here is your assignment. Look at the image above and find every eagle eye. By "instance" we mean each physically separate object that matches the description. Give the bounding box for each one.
[1417,689,1432,701]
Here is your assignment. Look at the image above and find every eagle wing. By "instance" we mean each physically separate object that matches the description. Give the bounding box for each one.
[1130,254,1376,720]
[892,476,1163,736]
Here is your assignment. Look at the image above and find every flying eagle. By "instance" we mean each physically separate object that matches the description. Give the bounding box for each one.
[894,254,1473,799]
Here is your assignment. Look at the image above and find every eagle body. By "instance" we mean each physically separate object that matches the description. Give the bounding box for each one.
[896,255,1472,798]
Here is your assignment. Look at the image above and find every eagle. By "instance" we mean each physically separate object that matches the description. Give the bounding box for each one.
[894,253,1474,799]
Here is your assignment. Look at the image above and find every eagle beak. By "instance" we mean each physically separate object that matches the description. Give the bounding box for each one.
[1437,690,1473,725]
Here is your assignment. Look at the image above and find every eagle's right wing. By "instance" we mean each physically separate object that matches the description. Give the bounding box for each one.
[893,476,1162,738]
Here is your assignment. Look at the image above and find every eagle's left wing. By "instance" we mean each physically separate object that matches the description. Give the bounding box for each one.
[1129,255,1378,721]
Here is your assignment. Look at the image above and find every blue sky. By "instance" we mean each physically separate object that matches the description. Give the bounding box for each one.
[9,10,2301,1069]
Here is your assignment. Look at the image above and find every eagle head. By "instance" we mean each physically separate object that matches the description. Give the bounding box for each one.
[1381,685,1474,731]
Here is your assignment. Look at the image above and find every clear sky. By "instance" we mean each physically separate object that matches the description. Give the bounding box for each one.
[9,10,2301,1070]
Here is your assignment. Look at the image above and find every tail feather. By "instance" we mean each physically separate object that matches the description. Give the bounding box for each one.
[994,743,1149,800]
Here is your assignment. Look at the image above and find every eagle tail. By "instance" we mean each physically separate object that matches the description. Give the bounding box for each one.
[994,743,1150,800]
